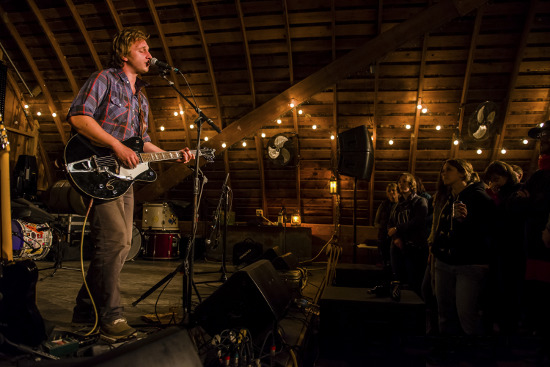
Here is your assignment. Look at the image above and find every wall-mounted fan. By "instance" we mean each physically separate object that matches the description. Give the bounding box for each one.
[267,133,295,166]
[467,101,499,141]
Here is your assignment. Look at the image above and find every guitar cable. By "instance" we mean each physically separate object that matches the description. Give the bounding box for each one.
[78,198,100,336]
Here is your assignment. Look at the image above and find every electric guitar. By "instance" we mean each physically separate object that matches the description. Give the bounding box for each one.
[64,134,215,200]
[0,121,47,347]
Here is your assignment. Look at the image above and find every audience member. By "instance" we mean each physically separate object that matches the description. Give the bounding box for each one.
[374,183,399,269]
[387,173,428,295]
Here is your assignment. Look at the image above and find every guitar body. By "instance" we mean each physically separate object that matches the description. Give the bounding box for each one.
[0,259,47,347]
[64,134,157,200]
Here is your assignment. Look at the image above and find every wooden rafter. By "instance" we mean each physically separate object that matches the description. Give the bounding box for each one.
[146,0,191,149]
[65,0,102,70]
[330,0,338,225]
[26,0,79,95]
[0,4,68,145]
[105,0,123,32]
[490,0,537,162]
[409,34,429,175]
[451,5,484,158]
[135,0,489,201]
[282,0,294,85]
[254,135,268,215]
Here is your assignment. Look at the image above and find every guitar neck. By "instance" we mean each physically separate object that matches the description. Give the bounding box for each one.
[139,150,197,163]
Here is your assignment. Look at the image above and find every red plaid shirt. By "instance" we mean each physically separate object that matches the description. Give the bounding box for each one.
[67,68,151,143]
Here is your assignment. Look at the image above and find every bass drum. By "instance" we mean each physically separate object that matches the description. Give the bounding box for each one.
[126,224,142,262]
[12,219,53,260]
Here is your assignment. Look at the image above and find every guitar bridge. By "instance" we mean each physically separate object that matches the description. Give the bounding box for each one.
[67,156,133,181]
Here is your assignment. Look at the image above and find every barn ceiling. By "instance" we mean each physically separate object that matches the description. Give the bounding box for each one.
[1,0,549,226]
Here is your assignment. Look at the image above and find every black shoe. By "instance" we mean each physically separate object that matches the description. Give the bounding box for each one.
[72,306,95,324]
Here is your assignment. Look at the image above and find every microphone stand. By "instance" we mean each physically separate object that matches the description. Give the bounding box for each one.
[132,69,218,320]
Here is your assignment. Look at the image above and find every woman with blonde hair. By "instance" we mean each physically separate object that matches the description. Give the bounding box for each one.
[431,159,495,336]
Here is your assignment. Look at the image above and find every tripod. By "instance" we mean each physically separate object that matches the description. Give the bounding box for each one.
[133,69,220,318]
[39,220,82,279]
[196,173,230,283]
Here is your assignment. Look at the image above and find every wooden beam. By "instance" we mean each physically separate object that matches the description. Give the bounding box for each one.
[105,0,123,32]
[65,0,102,71]
[282,0,294,85]
[254,134,268,215]
[330,0,338,226]
[146,0,191,149]
[135,0,489,201]
[0,4,68,145]
[409,34,429,175]
[490,0,537,162]
[236,0,256,109]
[26,0,79,95]
[451,5,484,158]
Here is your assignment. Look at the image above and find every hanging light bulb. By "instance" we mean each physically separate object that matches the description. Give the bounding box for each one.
[160,126,165,131]
[222,142,227,148]
[417,104,422,110]
[179,110,184,115]
[277,119,282,124]
[312,125,317,129]
[422,107,428,113]
[24,104,29,109]
[204,136,209,141]
[389,139,394,145]
[242,141,247,147]
[52,112,57,118]
[330,134,335,140]
[523,139,529,145]
[453,139,459,146]
[173,111,178,116]
[36,111,41,116]
[298,109,303,115]
[190,124,194,129]
[289,102,295,108]
[261,132,266,138]
[501,148,507,154]
[405,124,411,130]
[436,125,441,131]
[477,149,482,155]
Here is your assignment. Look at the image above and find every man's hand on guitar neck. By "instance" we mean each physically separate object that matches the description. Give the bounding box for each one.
[177,147,195,163]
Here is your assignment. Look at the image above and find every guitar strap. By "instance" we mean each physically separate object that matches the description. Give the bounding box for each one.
[137,92,145,138]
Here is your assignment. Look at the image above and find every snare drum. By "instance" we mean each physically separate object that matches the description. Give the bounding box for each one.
[12,219,52,260]
[143,231,180,259]
[142,202,178,231]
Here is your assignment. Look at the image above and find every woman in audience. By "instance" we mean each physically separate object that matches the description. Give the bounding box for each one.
[431,159,495,335]
[484,161,523,334]
[387,172,428,295]
[374,183,399,269]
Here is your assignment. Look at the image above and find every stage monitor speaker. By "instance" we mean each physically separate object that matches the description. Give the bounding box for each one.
[193,259,291,337]
[338,125,374,180]
[75,327,201,367]
[272,252,299,270]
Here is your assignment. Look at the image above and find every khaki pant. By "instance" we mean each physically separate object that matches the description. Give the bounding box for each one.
[76,187,134,323]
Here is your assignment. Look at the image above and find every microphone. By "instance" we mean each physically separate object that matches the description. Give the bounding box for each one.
[150,58,179,72]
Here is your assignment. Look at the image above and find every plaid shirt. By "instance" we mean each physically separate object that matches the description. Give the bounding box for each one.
[67,68,151,143]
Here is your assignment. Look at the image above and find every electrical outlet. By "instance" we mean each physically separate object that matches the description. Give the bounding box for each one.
[256,209,263,217]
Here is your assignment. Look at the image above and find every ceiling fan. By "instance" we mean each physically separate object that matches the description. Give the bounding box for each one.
[467,101,499,141]
[267,133,296,166]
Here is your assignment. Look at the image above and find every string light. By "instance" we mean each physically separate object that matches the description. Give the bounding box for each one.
[312,125,317,129]
[421,107,428,113]
[277,119,282,124]
[330,135,335,140]
[179,110,184,115]
[24,104,29,109]
[204,136,209,141]
[298,109,303,115]
[289,102,295,108]
[389,139,394,145]
[417,104,422,110]
[190,124,194,129]
[523,139,529,145]
[405,124,411,130]
[453,139,459,146]
[436,125,441,131]
[173,111,178,116]
[476,149,482,154]
[52,112,57,118]
[500,148,506,154]
[160,126,165,131]
[261,133,266,138]
[36,111,41,116]
[242,141,247,147]
[222,142,227,148]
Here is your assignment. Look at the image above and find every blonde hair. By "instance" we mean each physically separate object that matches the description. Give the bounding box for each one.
[110,27,150,68]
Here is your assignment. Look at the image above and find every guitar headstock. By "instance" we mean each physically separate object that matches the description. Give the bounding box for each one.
[0,116,10,153]
[200,147,216,162]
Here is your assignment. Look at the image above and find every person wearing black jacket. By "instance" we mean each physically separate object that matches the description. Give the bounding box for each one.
[374,183,399,269]
[388,172,428,295]
[432,159,495,335]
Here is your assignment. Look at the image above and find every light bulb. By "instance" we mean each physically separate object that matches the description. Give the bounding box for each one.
[501,148,506,154]
[312,125,317,129]
[190,124,194,129]
[261,133,266,138]
[52,112,57,118]
[405,124,411,130]
[289,103,295,108]
[389,139,394,145]
[330,135,335,140]
[160,126,165,131]
[222,142,227,148]
[204,136,209,141]
[417,104,422,110]
[523,139,529,145]
[179,110,184,115]
[298,109,303,115]
[422,108,428,113]
[36,112,41,116]
[242,141,247,147]
[173,111,178,116]
[477,149,482,154]
[277,119,282,124]
[436,125,441,130]
[453,139,459,146]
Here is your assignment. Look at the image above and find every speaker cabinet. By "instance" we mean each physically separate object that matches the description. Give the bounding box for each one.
[76,327,201,367]
[193,260,291,337]
[338,125,374,180]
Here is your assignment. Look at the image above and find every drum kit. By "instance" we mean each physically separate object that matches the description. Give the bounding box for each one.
[141,202,181,260]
